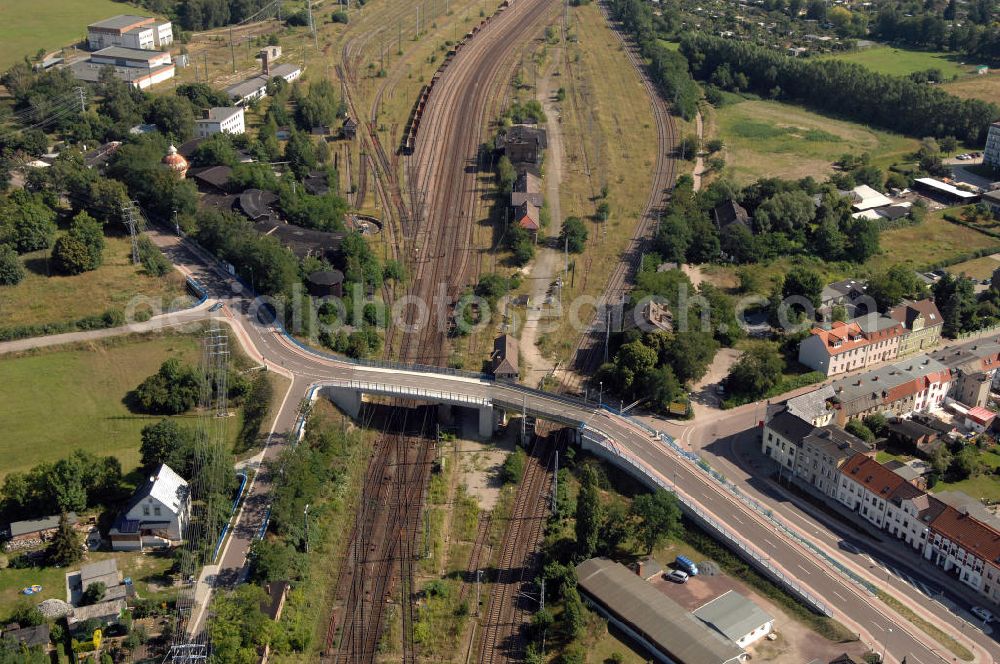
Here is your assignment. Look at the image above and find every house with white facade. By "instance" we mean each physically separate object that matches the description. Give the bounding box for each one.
[798,314,904,377]
[109,463,190,551]
[71,46,174,90]
[195,107,246,138]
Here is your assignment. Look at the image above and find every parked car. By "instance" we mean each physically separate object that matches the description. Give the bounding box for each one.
[675,555,699,576]
[209,302,224,312]
[838,540,861,555]
[665,569,689,583]
[971,606,994,623]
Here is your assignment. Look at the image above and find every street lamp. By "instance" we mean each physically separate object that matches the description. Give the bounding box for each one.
[880,627,892,663]
[599,381,603,408]
[304,504,310,553]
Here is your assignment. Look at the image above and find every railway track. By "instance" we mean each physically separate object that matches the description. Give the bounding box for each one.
[560,1,679,394]
[324,407,435,663]
[477,432,555,664]
[398,0,561,366]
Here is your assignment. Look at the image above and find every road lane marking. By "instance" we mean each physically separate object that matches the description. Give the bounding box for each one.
[833,591,848,603]
[796,564,811,575]
[763,539,776,548]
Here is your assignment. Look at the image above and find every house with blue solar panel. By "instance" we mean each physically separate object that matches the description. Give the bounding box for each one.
[109,464,190,551]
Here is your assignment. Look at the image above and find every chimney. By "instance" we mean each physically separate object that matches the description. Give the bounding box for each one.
[262,49,270,76]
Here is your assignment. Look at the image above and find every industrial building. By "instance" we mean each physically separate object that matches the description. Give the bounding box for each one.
[87,14,173,51]
[71,46,175,90]
[575,558,747,664]
[195,107,246,138]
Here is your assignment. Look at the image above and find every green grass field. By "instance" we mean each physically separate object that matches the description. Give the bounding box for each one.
[0,332,226,480]
[0,0,146,70]
[1,233,189,331]
[946,254,1000,280]
[944,72,1000,106]
[714,98,918,184]
[866,209,1000,273]
[824,46,972,79]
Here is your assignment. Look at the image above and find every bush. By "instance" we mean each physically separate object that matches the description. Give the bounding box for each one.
[131,358,202,415]
[137,237,171,276]
[501,447,526,484]
[330,10,349,23]
[0,244,25,286]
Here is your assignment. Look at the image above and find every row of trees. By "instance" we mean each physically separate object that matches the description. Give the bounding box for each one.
[681,33,998,143]
[873,8,1000,60]
[609,0,699,120]
[1,450,123,518]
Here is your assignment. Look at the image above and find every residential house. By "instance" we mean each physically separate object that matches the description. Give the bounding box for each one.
[848,184,892,212]
[889,299,944,358]
[885,418,944,459]
[623,300,673,333]
[500,125,547,166]
[785,385,836,427]
[226,63,302,105]
[824,355,952,426]
[87,15,172,51]
[67,600,126,633]
[0,624,51,653]
[195,107,245,139]
[929,341,1000,409]
[109,463,190,551]
[761,409,873,498]
[513,200,540,232]
[510,171,543,207]
[820,279,869,313]
[342,117,358,140]
[711,200,752,233]
[490,335,519,382]
[797,313,903,377]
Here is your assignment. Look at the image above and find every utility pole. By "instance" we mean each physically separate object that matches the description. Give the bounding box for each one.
[308,0,318,49]
[75,86,85,113]
[551,451,558,514]
[304,504,310,553]
[230,26,236,73]
[521,394,527,445]
[475,570,482,616]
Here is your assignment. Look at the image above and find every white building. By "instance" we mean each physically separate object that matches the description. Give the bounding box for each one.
[226,63,302,106]
[984,121,1000,171]
[87,15,172,51]
[109,463,190,551]
[195,107,246,138]
[693,591,774,649]
[71,46,174,90]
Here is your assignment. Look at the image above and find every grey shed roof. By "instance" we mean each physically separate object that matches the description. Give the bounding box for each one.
[786,385,835,424]
[88,15,153,30]
[693,590,773,643]
[575,558,745,664]
[81,559,119,589]
[7,512,77,538]
[765,410,815,443]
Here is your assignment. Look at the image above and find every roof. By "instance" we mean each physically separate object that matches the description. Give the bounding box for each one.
[904,493,948,524]
[828,355,951,416]
[807,321,869,356]
[68,599,126,626]
[930,504,1000,567]
[238,188,279,221]
[693,590,773,643]
[928,341,1000,374]
[504,124,548,149]
[2,624,50,648]
[785,385,835,424]
[91,46,164,62]
[886,418,938,442]
[514,171,541,194]
[510,191,544,207]
[197,107,242,123]
[253,220,344,261]
[935,491,1000,532]
[576,558,745,664]
[515,201,540,231]
[712,200,751,231]
[268,63,301,79]
[914,177,978,199]
[492,335,518,376]
[7,512,77,538]
[88,15,154,31]
[822,279,867,303]
[967,406,996,425]
[308,269,344,286]
[841,453,907,498]
[851,184,892,210]
[226,76,268,100]
[190,165,233,190]
[982,190,1000,205]
[147,464,188,513]
[800,425,872,462]
[81,559,119,589]
[765,410,815,443]
[889,299,942,331]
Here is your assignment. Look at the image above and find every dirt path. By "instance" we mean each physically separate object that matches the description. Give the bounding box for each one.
[514,58,567,387]
[692,110,706,192]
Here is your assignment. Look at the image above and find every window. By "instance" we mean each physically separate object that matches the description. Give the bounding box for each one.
[143,505,150,516]
[154,506,161,516]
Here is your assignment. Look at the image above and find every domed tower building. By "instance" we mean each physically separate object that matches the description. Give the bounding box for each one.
[162,144,189,179]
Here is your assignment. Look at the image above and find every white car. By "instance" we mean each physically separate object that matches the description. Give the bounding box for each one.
[971,606,994,623]
[665,569,689,584]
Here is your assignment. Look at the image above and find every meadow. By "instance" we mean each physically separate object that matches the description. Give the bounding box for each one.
[0,0,146,69]
[824,46,972,79]
[714,98,918,184]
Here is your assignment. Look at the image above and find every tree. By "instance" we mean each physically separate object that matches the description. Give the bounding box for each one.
[655,213,692,264]
[132,358,203,415]
[664,331,719,385]
[846,419,875,443]
[81,581,107,606]
[145,95,195,141]
[0,244,24,286]
[753,190,815,235]
[868,264,925,309]
[560,216,588,254]
[140,419,194,470]
[51,235,91,275]
[2,191,56,253]
[501,447,526,485]
[561,586,587,640]
[863,413,888,438]
[208,585,274,664]
[725,342,784,400]
[284,130,317,179]
[497,155,516,192]
[631,489,681,553]
[933,273,978,337]
[249,539,300,584]
[47,512,82,566]
[845,217,880,263]
[191,133,240,168]
[575,464,603,560]
[949,446,983,481]
[781,266,823,309]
